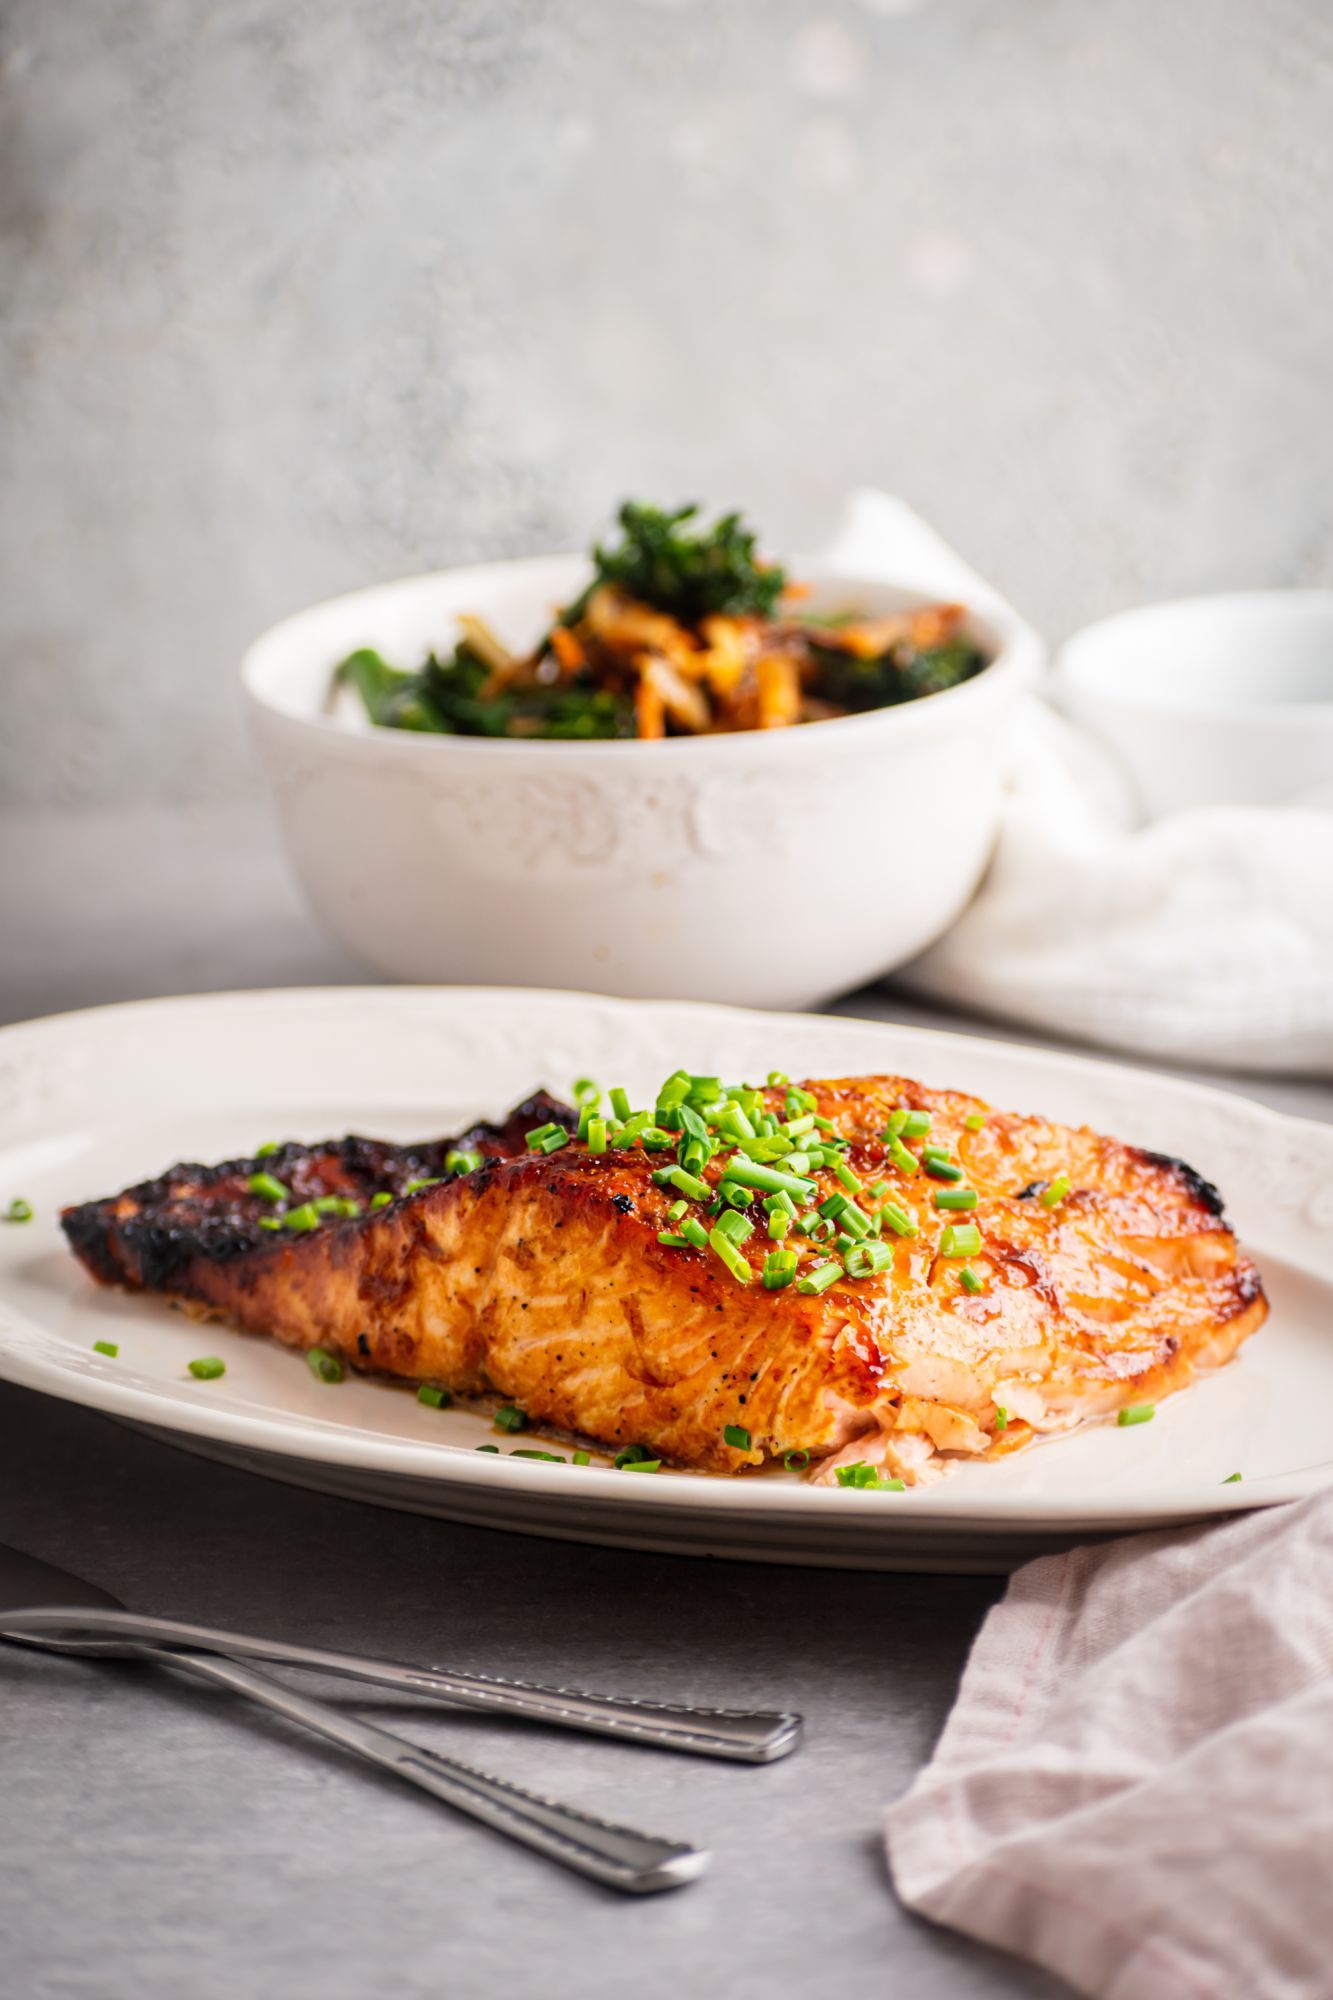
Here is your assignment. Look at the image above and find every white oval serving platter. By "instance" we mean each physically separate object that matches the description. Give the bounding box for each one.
[0,988,1329,1573]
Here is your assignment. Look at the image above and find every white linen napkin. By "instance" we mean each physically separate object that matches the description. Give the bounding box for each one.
[821,493,1333,1078]
[883,1492,1333,2000]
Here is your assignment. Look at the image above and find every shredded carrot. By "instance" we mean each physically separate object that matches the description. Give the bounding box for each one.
[549,625,585,674]
[634,671,667,740]
[641,654,711,732]
[755,653,802,729]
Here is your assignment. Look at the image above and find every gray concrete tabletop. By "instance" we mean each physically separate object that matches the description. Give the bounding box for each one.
[3,806,1328,2000]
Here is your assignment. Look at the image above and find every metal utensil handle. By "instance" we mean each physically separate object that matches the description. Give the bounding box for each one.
[2,1606,800,1762]
[159,1649,708,1894]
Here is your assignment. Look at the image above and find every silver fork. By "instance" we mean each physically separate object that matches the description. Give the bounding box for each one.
[0,1545,726,1893]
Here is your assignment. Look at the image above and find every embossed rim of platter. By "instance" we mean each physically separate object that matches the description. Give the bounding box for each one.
[0,987,1330,1555]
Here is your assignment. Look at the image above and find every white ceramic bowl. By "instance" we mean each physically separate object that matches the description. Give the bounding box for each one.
[1054,590,1333,820]
[242,555,1042,1008]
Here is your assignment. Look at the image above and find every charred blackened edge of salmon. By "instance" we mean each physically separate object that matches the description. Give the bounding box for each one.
[60,1089,573,1293]
[1015,1150,1227,1220]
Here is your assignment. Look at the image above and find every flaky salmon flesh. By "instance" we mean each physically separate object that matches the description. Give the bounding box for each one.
[62,1075,1267,1484]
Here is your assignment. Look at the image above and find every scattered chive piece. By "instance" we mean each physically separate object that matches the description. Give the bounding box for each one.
[3,1198,34,1223]
[994,1404,1009,1429]
[886,1138,919,1177]
[835,1462,905,1491]
[370,1191,393,1210]
[511,1448,567,1462]
[615,1443,655,1469]
[307,1346,344,1384]
[783,1449,810,1472]
[664,1165,712,1202]
[965,1112,986,1132]
[257,1216,283,1231]
[1223,1471,1242,1483]
[959,1266,985,1294]
[572,1076,601,1105]
[445,1149,484,1174]
[476,1444,500,1453]
[766,1070,789,1087]
[573,1449,591,1466]
[796,1260,842,1295]
[1117,1403,1155,1427]
[255,1141,280,1158]
[609,1087,632,1123]
[709,1225,754,1284]
[900,1110,932,1139]
[188,1356,226,1380]
[657,1231,690,1248]
[667,1198,689,1222]
[834,1158,862,1193]
[417,1384,452,1409]
[844,1239,893,1278]
[494,1405,527,1433]
[716,1208,754,1244]
[939,1222,982,1258]
[724,1423,752,1451]
[283,1203,321,1231]
[767,1209,791,1240]
[1040,1172,1072,1209]
[524,1123,568,1155]
[878,1201,918,1238]
[762,1248,798,1290]
[402,1176,443,1196]
[934,1186,979,1211]
[92,1340,119,1358]
[923,1156,964,1183]
[718,1155,817,1200]
[586,1118,608,1154]
[620,1458,661,1473]
[247,1170,290,1204]
[680,1215,709,1249]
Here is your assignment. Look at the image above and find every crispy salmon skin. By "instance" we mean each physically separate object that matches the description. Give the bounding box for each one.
[61,1074,1266,1483]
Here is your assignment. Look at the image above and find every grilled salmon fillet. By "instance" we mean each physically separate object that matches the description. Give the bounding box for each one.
[61,1075,1267,1482]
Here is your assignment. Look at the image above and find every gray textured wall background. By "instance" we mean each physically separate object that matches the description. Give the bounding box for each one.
[3,0,1331,813]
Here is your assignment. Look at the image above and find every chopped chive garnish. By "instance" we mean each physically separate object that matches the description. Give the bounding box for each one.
[572,1076,601,1105]
[878,1201,918,1238]
[1117,1402,1155,1426]
[524,1123,568,1155]
[667,1198,689,1222]
[844,1239,893,1278]
[900,1110,932,1139]
[884,1111,908,1138]
[762,1248,798,1290]
[796,1259,842,1295]
[783,1449,810,1472]
[476,1443,500,1453]
[680,1215,709,1249]
[834,1159,862,1193]
[573,1449,591,1466]
[716,1208,754,1244]
[834,1462,905,1491]
[494,1405,527,1433]
[609,1087,632,1123]
[614,1443,655,1468]
[766,1070,789,1087]
[445,1149,484,1174]
[886,1138,919,1177]
[1040,1172,1072,1209]
[724,1423,752,1450]
[934,1186,979,1211]
[369,1191,393,1210]
[3,1198,33,1223]
[640,1125,674,1151]
[187,1356,226,1380]
[258,1216,283,1231]
[718,1155,816,1200]
[247,1170,290,1203]
[92,1340,119,1358]
[657,1231,690,1248]
[663,1165,711,1202]
[958,1266,985,1294]
[511,1448,568,1462]
[939,1222,982,1258]
[1223,1471,1242,1483]
[307,1346,344,1384]
[965,1112,986,1132]
[993,1404,1009,1429]
[417,1384,452,1409]
[255,1141,280,1158]
[586,1118,608,1154]
[709,1226,753,1284]
[835,1201,872,1239]
[767,1209,791,1240]
[923,1155,964,1182]
[283,1203,321,1231]
[620,1458,661,1472]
